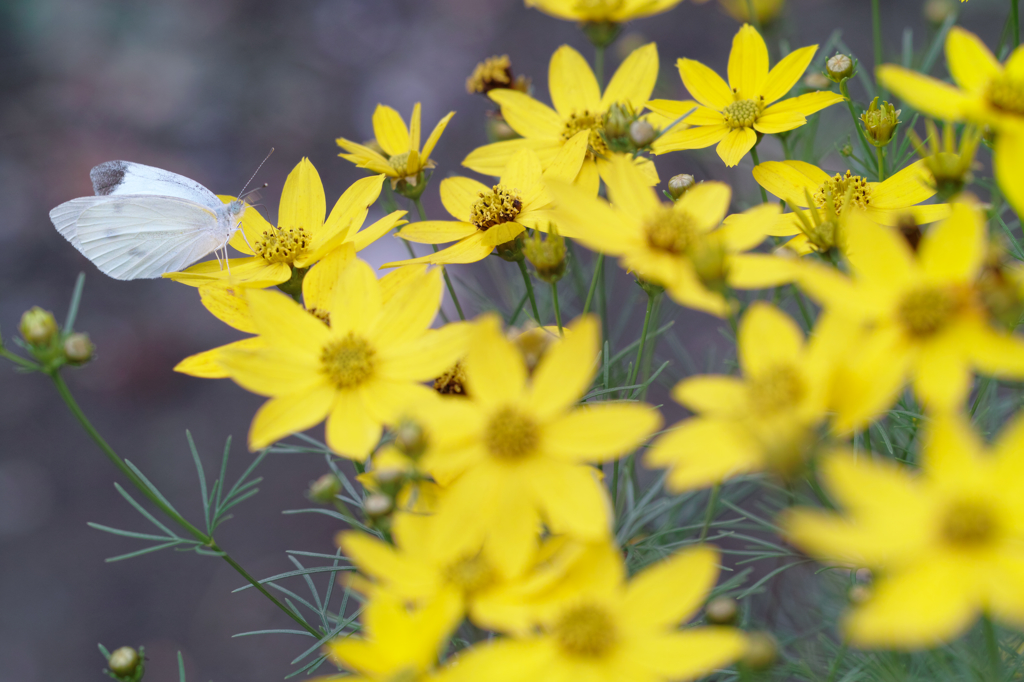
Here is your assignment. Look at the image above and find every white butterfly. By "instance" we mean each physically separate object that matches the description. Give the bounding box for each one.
[50,161,248,280]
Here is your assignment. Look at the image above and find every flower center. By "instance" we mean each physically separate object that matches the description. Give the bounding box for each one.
[308,308,331,326]
[443,554,497,595]
[561,109,609,155]
[320,333,376,389]
[941,499,998,547]
[896,286,959,337]
[987,74,1024,116]
[722,98,763,129]
[644,206,698,255]
[814,171,871,212]
[388,151,411,176]
[748,364,806,414]
[466,55,513,94]
[552,603,617,658]
[434,361,469,397]
[470,185,523,230]
[483,406,539,460]
[254,226,311,264]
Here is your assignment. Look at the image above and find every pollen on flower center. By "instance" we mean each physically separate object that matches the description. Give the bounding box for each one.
[722,98,764,129]
[814,171,871,212]
[941,499,998,547]
[896,286,959,337]
[470,185,523,230]
[644,206,698,255]
[388,151,411,176]
[320,333,376,389]
[254,226,311,264]
[484,406,539,460]
[748,364,806,414]
[434,361,468,397]
[562,109,609,154]
[552,603,617,658]
[987,74,1024,116]
[443,554,497,595]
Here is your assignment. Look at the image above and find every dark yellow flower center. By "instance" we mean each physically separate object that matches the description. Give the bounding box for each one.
[941,499,998,547]
[321,333,376,389]
[467,55,513,93]
[748,364,806,414]
[722,97,764,129]
[308,308,331,326]
[388,151,412,176]
[896,286,959,337]
[552,603,617,658]
[814,171,871,212]
[644,206,699,255]
[254,226,311,264]
[562,109,609,154]
[987,74,1024,116]
[470,185,523,230]
[443,554,497,595]
[433,361,469,397]
[484,406,539,460]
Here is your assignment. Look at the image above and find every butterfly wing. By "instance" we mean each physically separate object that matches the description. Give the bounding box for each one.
[49,196,111,253]
[90,161,222,210]
[76,196,227,280]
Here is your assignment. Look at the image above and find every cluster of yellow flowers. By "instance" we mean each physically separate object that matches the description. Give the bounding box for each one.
[150,0,1024,679]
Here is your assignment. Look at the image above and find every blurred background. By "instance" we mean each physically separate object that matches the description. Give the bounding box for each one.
[0,0,1008,679]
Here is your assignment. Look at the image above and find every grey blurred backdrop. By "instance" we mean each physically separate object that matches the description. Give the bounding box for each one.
[0,0,1007,680]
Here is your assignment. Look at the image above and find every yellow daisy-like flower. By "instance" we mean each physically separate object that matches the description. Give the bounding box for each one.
[647,303,839,491]
[649,24,845,167]
[783,413,1024,649]
[165,159,404,288]
[523,0,683,23]
[463,43,661,192]
[878,27,1024,215]
[797,200,1024,429]
[697,0,786,24]
[382,143,587,268]
[753,159,951,255]
[337,103,455,191]
[437,541,747,682]
[548,155,783,317]
[417,314,661,575]
[216,258,470,460]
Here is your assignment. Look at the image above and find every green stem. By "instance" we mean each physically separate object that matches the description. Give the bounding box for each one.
[0,346,42,371]
[791,284,814,330]
[551,281,563,335]
[745,0,761,32]
[627,289,658,391]
[749,146,769,204]
[876,146,885,182]
[699,484,721,542]
[970,377,992,418]
[413,198,465,321]
[50,372,320,638]
[518,260,542,323]
[1014,0,1022,47]
[840,79,873,155]
[583,254,605,315]
[983,617,1002,681]
[871,0,884,86]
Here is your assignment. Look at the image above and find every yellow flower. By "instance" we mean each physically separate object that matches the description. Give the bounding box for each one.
[165,159,404,288]
[647,303,840,491]
[337,103,455,191]
[783,412,1024,649]
[648,24,844,167]
[523,0,683,23]
[710,0,785,24]
[878,27,1024,215]
[382,144,587,268]
[318,591,462,682]
[436,541,746,682]
[548,154,785,317]
[797,200,1024,429]
[463,43,661,192]
[416,314,661,575]
[215,258,470,460]
[752,159,951,255]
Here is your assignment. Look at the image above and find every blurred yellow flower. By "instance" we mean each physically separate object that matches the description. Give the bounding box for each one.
[784,413,1024,649]
[165,160,404,288]
[649,24,844,166]
[524,0,684,23]
[707,0,785,23]
[337,103,455,191]
[463,43,660,192]
[216,258,470,459]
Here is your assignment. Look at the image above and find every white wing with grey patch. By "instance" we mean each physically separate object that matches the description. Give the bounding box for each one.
[49,196,110,253]
[75,197,226,280]
[90,161,222,209]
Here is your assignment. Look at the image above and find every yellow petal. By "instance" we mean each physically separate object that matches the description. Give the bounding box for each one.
[543,402,661,462]
[462,138,560,177]
[738,302,804,375]
[480,222,525,247]
[646,97,701,120]
[761,44,817,103]
[326,390,382,461]
[464,314,527,408]
[218,346,322,397]
[844,215,916,292]
[546,180,637,255]
[198,284,256,332]
[337,139,392,175]
[350,210,407,252]
[728,253,800,288]
[994,126,1024,218]
[654,122,730,153]
[753,110,807,134]
[371,268,442,347]
[303,245,356,315]
[380,322,472,382]
[528,461,610,539]
[174,337,265,379]
[621,546,719,630]
[500,149,544,199]
[408,102,421,153]
[279,158,326,234]
[441,176,491,222]
[542,129,588,183]
[946,26,1001,95]
[398,220,477,245]
[372,104,410,156]
[716,127,757,167]
[247,287,330,355]
[320,174,386,248]
[876,65,973,122]
[829,328,912,432]
[249,384,335,450]
[163,257,291,288]
[630,630,747,681]
[489,89,563,140]
[330,258,382,337]
[919,412,986,487]
[526,315,598,419]
[870,159,936,209]
[549,44,601,118]
[646,418,761,491]
[422,111,456,161]
[918,200,985,282]
[752,160,820,206]
[678,58,733,110]
[676,180,731,231]
[911,334,974,411]
[760,90,845,117]
[379,263,428,306]
[718,203,777,251]
[600,42,659,111]
[603,155,661,218]
[381,232,493,267]
[672,375,747,415]
[227,200,272,255]
[964,321,1024,379]
[727,24,769,99]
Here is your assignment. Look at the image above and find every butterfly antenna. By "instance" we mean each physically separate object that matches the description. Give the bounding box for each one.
[238,147,274,197]
[240,182,268,201]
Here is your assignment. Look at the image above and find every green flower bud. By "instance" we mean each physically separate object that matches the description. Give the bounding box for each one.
[486,114,520,142]
[307,473,341,504]
[628,120,656,148]
[667,174,696,200]
[20,307,58,346]
[603,103,633,140]
[394,418,429,458]
[803,72,831,90]
[364,493,393,518]
[825,54,854,83]
[742,632,778,670]
[860,96,901,147]
[581,20,621,49]
[840,143,854,157]
[107,646,142,678]
[495,234,525,262]
[924,0,956,25]
[523,228,567,284]
[705,596,738,625]
[63,332,94,364]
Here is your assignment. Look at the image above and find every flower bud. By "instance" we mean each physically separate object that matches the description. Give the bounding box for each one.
[19,307,58,346]
[840,144,853,157]
[374,467,404,486]
[582,20,621,49]
[667,174,696,200]
[363,493,393,518]
[513,323,557,374]
[63,332,94,364]
[742,632,778,670]
[495,234,525,262]
[689,235,729,291]
[523,228,567,284]
[628,120,656,148]
[705,596,738,625]
[107,646,142,677]
[486,113,519,142]
[924,0,956,25]
[394,418,429,458]
[848,584,872,604]
[825,54,854,83]
[308,473,341,504]
[603,103,633,140]
[860,96,901,147]
[803,72,831,90]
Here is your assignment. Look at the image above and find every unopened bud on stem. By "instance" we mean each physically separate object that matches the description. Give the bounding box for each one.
[860,97,901,147]
[705,596,738,625]
[523,228,567,283]
[628,120,656,148]
[308,473,341,504]
[20,307,58,346]
[63,332,94,364]
[107,646,142,678]
[825,54,854,82]
[667,174,696,200]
